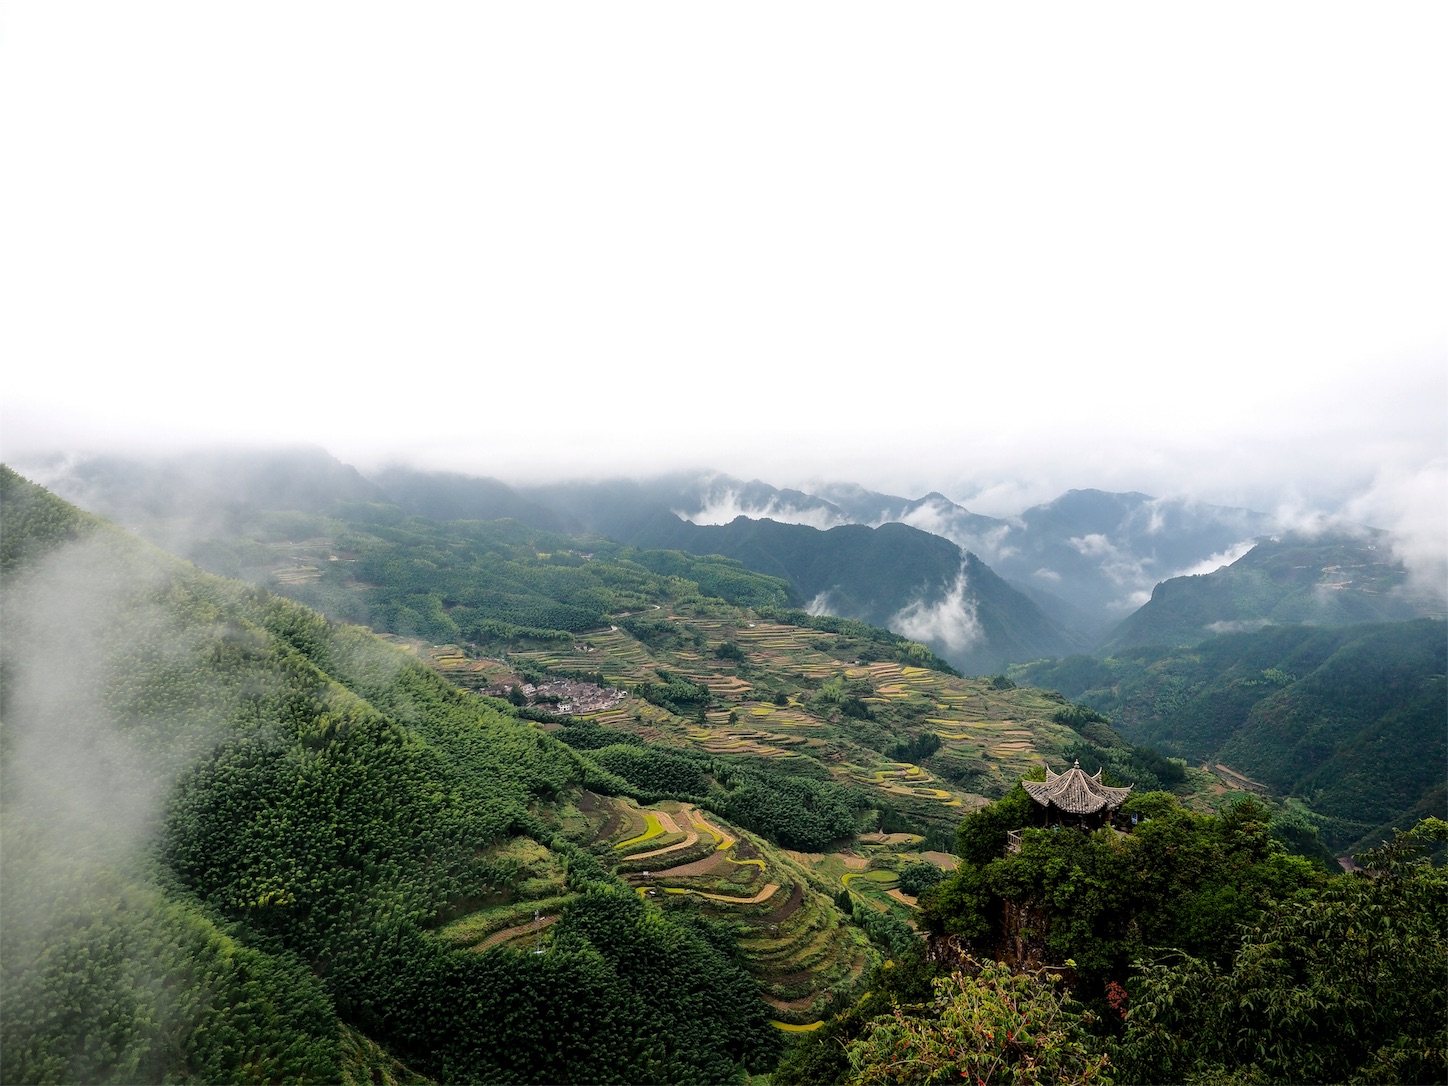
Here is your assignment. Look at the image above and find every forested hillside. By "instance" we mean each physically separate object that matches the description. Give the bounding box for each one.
[623,514,1089,673]
[0,467,783,1083]
[779,797,1446,1086]
[1103,529,1438,650]
[1015,619,1448,851]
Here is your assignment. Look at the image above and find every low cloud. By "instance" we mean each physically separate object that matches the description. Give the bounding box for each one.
[957,524,1019,566]
[1068,532,1149,589]
[1343,458,1448,606]
[1206,618,1275,635]
[951,479,1062,520]
[1171,538,1257,579]
[1070,533,1114,558]
[1143,498,1168,535]
[1121,588,1154,612]
[5,538,173,861]
[888,496,956,536]
[888,565,984,654]
[884,498,1019,565]
[0,534,232,984]
[680,488,845,530]
[805,590,837,616]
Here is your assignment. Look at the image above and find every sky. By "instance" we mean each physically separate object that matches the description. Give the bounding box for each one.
[1,3,1444,533]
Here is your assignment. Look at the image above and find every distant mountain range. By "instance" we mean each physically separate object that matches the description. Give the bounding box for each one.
[15,448,1441,673]
[371,469,1292,639]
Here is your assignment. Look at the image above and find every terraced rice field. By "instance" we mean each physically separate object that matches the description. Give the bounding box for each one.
[582,795,873,1023]
[509,625,659,685]
[483,614,1077,809]
[420,607,1097,1028]
[458,613,1087,875]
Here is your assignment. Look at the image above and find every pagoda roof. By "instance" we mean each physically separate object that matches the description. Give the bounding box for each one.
[1022,761,1132,815]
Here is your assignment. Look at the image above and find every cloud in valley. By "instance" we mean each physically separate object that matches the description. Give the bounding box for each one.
[889,567,984,655]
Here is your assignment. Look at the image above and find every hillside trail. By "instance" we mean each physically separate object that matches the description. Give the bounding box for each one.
[477,913,558,950]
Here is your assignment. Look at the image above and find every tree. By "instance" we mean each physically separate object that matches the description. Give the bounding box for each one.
[1113,819,1448,1085]
[844,960,1110,1085]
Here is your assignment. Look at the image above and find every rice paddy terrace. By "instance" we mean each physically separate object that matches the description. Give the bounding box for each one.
[434,791,873,1025]
[431,787,971,1026]
[421,604,1094,1025]
[451,606,1086,821]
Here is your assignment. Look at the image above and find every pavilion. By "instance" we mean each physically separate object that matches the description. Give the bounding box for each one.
[1021,760,1132,830]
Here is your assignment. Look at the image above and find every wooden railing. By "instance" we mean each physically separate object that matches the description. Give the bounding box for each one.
[1006,829,1023,854]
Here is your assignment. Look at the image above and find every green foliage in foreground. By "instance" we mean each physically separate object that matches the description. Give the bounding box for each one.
[774,948,939,1086]
[1112,819,1448,1085]
[850,900,920,959]
[0,866,340,1085]
[791,819,1446,1085]
[845,961,1110,1086]
[924,793,1326,987]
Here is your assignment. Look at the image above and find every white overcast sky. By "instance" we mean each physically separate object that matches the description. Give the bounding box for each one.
[1,3,1444,530]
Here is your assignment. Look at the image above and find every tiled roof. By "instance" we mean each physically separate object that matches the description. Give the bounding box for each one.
[1022,761,1132,815]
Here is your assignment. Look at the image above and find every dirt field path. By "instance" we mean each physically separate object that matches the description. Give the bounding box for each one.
[477,913,558,950]
[690,808,736,850]
[646,852,733,879]
[672,882,780,905]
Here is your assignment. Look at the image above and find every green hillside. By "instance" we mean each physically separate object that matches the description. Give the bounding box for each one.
[0,467,784,1083]
[1103,530,1439,651]
[1014,619,1448,851]
[624,515,1089,673]
[9,462,1443,1084]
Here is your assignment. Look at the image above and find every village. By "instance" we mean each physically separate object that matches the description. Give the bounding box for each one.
[485,677,629,716]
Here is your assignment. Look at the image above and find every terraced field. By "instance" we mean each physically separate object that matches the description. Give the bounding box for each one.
[513,612,1086,825]
[422,603,1100,1027]
[437,833,573,954]
[590,796,874,1023]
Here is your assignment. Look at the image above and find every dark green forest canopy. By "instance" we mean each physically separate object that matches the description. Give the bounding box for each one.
[787,794,1446,1086]
[169,500,797,645]
[923,790,1328,982]
[0,467,782,1083]
[1012,619,1448,852]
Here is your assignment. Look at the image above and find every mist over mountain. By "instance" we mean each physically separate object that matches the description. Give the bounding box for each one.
[512,475,1287,639]
[26,446,387,522]
[22,448,1441,670]
[371,464,578,533]
[624,513,1089,674]
[806,485,1279,636]
[1104,529,1443,652]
